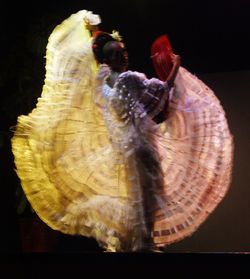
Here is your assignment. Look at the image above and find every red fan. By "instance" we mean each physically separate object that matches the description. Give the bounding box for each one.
[151,34,173,81]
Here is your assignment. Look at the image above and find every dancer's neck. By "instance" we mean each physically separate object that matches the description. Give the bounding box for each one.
[106,71,121,88]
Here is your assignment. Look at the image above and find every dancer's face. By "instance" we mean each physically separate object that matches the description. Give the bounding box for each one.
[103,41,128,72]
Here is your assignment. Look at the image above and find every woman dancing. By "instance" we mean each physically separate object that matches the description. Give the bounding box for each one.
[12,10,233,252]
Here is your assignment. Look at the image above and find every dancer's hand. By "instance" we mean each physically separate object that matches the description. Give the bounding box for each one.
[170,53,181,65]
[166,54,181,88]
[97,64,111,81]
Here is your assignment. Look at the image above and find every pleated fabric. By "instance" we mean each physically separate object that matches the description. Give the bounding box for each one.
[12,10,233,251]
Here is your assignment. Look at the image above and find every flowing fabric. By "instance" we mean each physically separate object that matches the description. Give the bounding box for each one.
[12,10,233,251]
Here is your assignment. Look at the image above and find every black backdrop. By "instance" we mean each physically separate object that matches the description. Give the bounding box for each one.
[1,0,250,258]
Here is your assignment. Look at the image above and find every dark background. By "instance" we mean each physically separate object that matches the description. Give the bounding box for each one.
[0,0,250,258]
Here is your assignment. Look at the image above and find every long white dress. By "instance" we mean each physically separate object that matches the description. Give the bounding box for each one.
[11,10,233,251]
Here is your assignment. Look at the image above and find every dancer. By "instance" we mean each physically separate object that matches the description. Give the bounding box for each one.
[12,10,233,252]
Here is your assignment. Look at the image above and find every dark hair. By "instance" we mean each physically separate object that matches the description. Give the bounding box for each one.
[92,31,116,63]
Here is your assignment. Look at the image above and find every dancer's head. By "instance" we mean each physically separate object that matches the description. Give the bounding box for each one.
[92,31,128,72]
